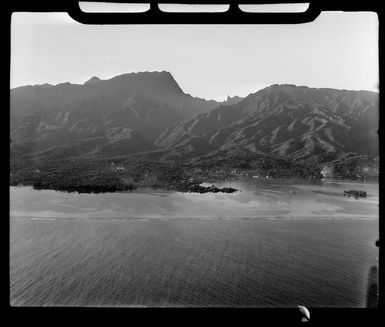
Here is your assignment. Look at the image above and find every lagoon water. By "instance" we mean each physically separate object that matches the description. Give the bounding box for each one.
[10,178,379,307]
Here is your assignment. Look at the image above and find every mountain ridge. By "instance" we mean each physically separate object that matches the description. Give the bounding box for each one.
[10,73,379,165]
[10,71,224,156]
[156,83,378,162]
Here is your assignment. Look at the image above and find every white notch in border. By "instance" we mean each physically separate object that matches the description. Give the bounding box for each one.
[78,2,150,13]
[239,3,310,13]
[158,4,230,13]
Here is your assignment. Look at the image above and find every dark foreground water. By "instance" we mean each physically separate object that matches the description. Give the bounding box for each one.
[10,178,379,307]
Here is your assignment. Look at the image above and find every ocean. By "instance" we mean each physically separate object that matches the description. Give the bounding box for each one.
[10,178,379,307]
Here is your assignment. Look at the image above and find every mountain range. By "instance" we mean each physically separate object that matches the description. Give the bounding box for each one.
[10,72,379,165]
[156,84,378,162]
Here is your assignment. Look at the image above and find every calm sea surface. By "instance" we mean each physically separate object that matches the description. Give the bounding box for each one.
[10,178,379,307]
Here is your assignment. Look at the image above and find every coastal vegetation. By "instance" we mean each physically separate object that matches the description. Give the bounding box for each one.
[10,152,378,194]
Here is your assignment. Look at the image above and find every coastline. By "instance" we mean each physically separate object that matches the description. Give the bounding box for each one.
[10,174,378,195]
[9,180,239,195]
[10,181,379,221]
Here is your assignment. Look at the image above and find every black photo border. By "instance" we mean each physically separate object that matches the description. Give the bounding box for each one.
[3,0,383,325]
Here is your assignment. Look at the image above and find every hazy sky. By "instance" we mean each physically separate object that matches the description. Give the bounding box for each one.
[11,11,378,101]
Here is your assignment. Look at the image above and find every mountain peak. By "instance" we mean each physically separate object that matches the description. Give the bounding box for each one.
[269,83,298,88]
[84,76,101,85]
[39,83,53,88]
[109,70,186,96]
[222,95,243,105]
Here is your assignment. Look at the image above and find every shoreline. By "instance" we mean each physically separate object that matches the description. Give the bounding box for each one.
[9,181,239,195]
[10,176,379,195]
